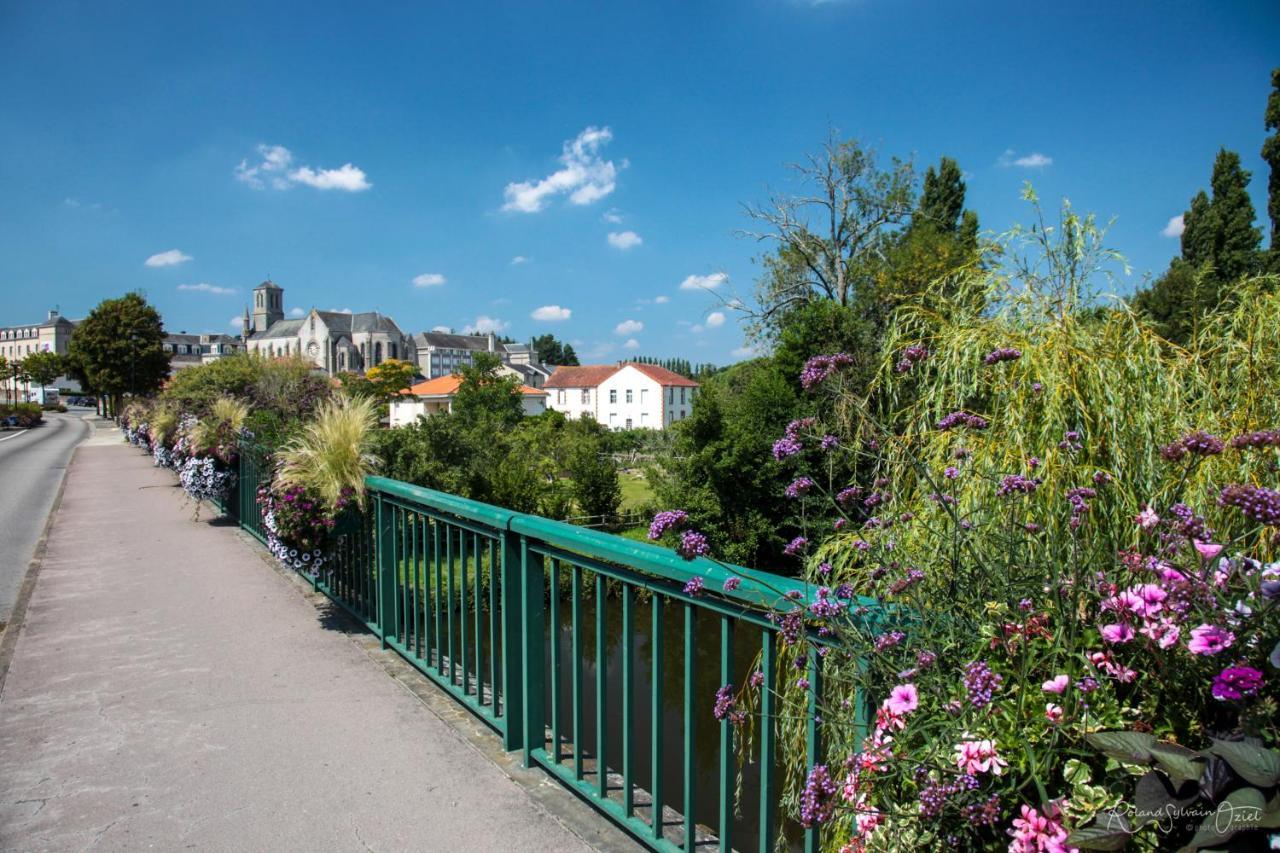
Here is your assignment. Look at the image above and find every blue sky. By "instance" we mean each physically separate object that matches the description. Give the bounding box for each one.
[1,1,1276,364]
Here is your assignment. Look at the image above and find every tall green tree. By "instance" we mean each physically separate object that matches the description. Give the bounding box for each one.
[68,292,169,415]
[1263,67,1280,269]
[531,334,579,366]
[1208,149,1262,282]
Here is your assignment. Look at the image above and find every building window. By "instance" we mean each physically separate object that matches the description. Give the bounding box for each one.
[625,418,633,429]
[557,390,565,404]
[669,387,674,404]
[390,342,397,360]
[375,341,383,364]
[609,389,617,404]
[640,389,647,404]
[680,387,686,404]
[581,390,589,404]
[680,409,686,419]
[625,389,633,403]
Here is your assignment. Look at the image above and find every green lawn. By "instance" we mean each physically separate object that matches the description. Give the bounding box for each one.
[618,471,653,511]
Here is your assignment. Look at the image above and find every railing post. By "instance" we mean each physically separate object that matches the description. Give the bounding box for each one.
[500,527,524,752]
[520,536,545,768]
[376,491,395,647]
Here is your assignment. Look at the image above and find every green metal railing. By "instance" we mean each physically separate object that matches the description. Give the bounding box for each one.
[209,442,873,852]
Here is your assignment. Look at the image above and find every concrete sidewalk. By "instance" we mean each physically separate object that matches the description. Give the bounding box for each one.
[0,444,602,852]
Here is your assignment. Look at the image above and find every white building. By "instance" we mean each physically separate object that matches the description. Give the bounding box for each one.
[545,362,699,430]
[389,374,548,427]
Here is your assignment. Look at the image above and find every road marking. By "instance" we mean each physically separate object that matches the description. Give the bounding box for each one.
[0,430,30,443]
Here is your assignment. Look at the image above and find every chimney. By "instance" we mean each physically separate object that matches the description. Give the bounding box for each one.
[487,332,495,352]
[48,309,59,321]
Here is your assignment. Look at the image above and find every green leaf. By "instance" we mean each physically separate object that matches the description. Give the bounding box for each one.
[1207,739,1280,788]
[1186,787,1266,850]
[1261,794,1280,830]
[1066,811,1132,850]
[1134,770,1199,827]
[1087,731,1156,764]
[1064,758,1092,786]
[1149,742,1207,786]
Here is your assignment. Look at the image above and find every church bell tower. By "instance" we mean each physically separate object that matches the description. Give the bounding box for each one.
[251,279,284,334]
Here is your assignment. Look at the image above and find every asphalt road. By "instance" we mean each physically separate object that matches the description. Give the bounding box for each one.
[0,410,91,627]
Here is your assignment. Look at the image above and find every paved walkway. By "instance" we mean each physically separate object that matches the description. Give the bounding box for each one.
[0,441,598,852]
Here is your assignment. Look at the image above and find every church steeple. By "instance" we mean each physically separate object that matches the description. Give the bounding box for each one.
[242,305,251,341]
[251,279,284,334]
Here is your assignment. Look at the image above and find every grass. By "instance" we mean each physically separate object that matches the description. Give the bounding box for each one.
[618,471,654,511]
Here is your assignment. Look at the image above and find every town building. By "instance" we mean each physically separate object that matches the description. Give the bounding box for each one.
[163,332,245,371]
[241,280,414,375]
[389,374,547,427]
[0,309,76,362]
[545,362,699,430]
[410,331,552,387]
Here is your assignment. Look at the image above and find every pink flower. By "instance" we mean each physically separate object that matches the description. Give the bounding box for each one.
[1042,675,1069,694]
[1194,540,1224,561]
[1139,619,1180,649]
[1008,801,1076,853]
[1187,624,1235,655]
[1100,623,1135,645]
[1045,703,1064,723]
[1134,505,1159,529]
[883,683,919,716]
[954,739,1008,776]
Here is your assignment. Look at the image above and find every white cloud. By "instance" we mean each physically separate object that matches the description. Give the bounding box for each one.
[413,272,447,288]
[607,230,643,250]
[654,295,670,304]
[229,316,245,329]
[998,149,1053,169]
[145,249,193,268]
[235,144,294,189]
[431,325,452,333]
[1161,214,1185,238]
[532,305,572,321]
[327,307,353,314]
[510,255,529,265]
[623,338,640,350]
[177,282,234,295]
[502,126,624,213]
[705,311,726,328]
[615,319,643,336]
[731,344,762,359]
[602,209,623,224]
[236,144,371,192]
[679,272,728,291]
[289,307,306,317]
[463,315,509,334]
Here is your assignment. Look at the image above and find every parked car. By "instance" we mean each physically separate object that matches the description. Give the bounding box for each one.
[2,415,19,429]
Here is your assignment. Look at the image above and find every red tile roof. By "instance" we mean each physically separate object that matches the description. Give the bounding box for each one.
[622,362,699,387]
[401,375,545,397]
[544,365,621,388]
[544,362,700,389]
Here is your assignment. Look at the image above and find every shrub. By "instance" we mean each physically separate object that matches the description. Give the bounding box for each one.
[275,394,380,512]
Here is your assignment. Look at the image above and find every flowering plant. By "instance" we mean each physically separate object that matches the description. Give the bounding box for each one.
[651,342,1280,850]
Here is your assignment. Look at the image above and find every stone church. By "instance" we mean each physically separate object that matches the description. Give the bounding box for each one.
[241,280,414,375]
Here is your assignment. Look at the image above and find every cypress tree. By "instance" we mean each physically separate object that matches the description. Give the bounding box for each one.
[1263,67,1280,268]
[1207,149,1261,281]
[918,157,967,233]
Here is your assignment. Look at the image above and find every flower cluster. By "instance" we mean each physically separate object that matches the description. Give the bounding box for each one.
[800,353,855,390]
[1229,429,1280,449]
[982,347,1022,366]
[936,411,989,431]
[1160,429,1225,460]
[895,345,929,373]
[1217,483,1280,526]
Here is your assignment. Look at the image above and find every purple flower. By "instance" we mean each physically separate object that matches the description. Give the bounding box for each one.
[749,670,764,688]
[785,476,816,499]
[809,587,845,618]
[683,576,705,596]
[799,765,837,827]
[963,660,1003,708]
[648,509,688,539]
[800,354,855,390]
[772,435,803,460]
[983,347,1022,365]
[676,530,710,561]
[713,683,744,723]
[820,434,840,451]
[1218,484,1280,527]
[943,466,960,480]
[1211,666,1264,701]
[1230,429,1280,450]
[937,411,989,431]
[996,474,1040,497]
[836,486,862,505]
[722,576,741,592]
[874,631,906,651]
[895,345,930,373]
[783,536,808,557]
